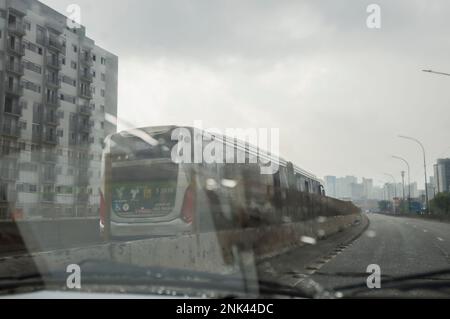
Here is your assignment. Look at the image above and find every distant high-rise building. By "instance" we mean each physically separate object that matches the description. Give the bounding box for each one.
[324,176,337,198]
[371,186,384,201]
[384,183,398,201]
[409,182,419,199]
[334,175,357,199]
[434,158,450,194]
[428,176,436,199]
[0,0,118,220]
[350,183,364,200]
[362,178,373,199]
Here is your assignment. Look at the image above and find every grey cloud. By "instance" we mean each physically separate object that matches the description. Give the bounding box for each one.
[41,0,450,183]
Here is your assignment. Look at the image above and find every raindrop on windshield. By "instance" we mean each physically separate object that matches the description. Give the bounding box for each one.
[206,178,218,190]
[221,179,238,188]
[335,291,344,298]
[317,216,327,223]
[366,230,377,238]
[301,236,317,245]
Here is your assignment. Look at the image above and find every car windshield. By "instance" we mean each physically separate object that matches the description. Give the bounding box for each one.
[1,0,450,300]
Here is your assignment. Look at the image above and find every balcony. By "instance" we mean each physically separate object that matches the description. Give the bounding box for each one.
[47,34,65,53]
[78,157,90,168]
[45,113,59,126]
[77,173,90,185]
[0,168,19,181]
[44,97,60,108]
[78,104,92,116]
[36,35,46,47]
[46,57,61,70]
[8,3,27,17]
[5,83,23,96]
[68,156,78,167]
[0,146,20,159]
[79,71,93,83]
[45,75,61,89]
[7,41,25,56]
[42,151,58,163]
[1,125,21,138]
[6,61,24,76]
[31,131,42,143]
[0,191,17,203]
[42,134,58,145]
[41,193,56,203]
[79,89,93,100]
[4,102,23,117]
[80,53,93,66]
[77,193,89,203]
[30,150,42,162]
[7,22,26,37]
[41,171,57,183]
[79,123,92,133]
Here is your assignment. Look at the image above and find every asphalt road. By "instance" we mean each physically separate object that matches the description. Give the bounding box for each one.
[310,213,450,298]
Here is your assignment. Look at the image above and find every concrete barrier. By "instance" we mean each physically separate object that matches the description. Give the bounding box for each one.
[0,218,101,254]
[110,213,361,273]
[0,213,361,277]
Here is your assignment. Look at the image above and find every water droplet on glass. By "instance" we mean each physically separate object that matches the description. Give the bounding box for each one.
[335,291,344,298]
[221,179,237,188]
[317,216,327,223]
[366,230,376,238]
[206,178,218,190]
[301,236,317,245]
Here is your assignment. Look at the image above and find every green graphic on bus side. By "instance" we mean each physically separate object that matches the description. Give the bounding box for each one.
[111,181,177,215]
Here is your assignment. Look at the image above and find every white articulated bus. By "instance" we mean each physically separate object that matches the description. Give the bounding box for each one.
[99,126,324,239]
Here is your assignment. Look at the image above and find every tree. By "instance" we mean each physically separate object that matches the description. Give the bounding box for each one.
[378,200,391,212]
[430,192,450,215]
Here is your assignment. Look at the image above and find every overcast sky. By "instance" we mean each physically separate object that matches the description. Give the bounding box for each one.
[42,0,450,186]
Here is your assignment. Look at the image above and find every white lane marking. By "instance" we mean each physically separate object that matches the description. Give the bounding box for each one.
[434,243,450,261]
[423,229,428,233]
[437,237,444,242]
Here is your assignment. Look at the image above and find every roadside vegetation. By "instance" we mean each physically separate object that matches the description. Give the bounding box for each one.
[376,193,450,222]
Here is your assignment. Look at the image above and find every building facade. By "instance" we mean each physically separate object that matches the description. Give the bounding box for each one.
[434,158,450,194]
[324,175,336,198]
[0,0,117,220]
[362,178,373,199]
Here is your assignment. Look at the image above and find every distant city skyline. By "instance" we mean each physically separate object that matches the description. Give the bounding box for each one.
[323,173,437,202]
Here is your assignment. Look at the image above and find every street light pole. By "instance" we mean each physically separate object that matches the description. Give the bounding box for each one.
[398,135,430,214]
[392,155,411,213]
[419,68,450,212]
[384,173,397,214]
[401,170,406,201]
